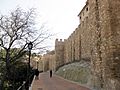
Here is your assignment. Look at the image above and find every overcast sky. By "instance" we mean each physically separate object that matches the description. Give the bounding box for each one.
[0,0,87,50]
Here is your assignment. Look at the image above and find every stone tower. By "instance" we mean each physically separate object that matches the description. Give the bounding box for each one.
[55,39,65,70]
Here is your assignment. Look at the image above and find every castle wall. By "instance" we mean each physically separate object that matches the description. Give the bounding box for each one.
[63,28,81,63]
[54,0,120,89]
[71,32,75,61]
[79,18,92,60]
[87,0,103,89]
[64,36,72,63]
[55,0,92,69]
[42,54,50,71]
[98,0,120,89]
[87,0,120,89]
[74,28,81,61]
[42,51,55,71]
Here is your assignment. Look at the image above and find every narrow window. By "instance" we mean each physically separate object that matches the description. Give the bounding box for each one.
[80,16,81,19]
[86,7,88,11]
[86,16,88,23]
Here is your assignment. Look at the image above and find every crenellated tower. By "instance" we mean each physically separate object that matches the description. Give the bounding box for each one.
[55,39,65,70]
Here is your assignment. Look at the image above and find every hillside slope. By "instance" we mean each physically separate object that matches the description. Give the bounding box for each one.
[55,60,93,89]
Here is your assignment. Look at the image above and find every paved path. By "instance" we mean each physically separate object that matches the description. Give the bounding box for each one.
[32,72,91,90]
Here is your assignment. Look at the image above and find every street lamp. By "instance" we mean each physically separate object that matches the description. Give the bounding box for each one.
[28,42,33,51]
[0,73,2,90]
[28,42,33,86]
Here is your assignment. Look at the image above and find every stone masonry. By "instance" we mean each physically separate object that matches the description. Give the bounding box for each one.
[54,0,120,90]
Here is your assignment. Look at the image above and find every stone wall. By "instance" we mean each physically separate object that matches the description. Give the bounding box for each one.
[98,0,120,89]
[55,0,91,64]
[54,0,120,89]
[42,51,55,71]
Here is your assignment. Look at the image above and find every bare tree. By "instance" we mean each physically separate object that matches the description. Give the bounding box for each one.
[0,8,52,81]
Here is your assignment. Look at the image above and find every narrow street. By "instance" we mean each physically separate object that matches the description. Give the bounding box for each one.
[32,72,91,90]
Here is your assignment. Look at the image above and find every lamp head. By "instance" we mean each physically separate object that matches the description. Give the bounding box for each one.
[28,42,33,50]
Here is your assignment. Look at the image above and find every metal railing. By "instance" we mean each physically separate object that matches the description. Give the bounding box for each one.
[17,73,34,90]
[17,81,26,90]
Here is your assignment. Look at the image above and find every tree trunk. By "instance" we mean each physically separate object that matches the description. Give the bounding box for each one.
[5,49,11,81]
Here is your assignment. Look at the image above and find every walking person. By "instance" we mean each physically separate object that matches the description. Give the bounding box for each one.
[35,69,39,80]
[50,70,52,78]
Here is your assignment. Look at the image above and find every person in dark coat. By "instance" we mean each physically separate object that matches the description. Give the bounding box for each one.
[35,69,39,79]
[50,70,52,78]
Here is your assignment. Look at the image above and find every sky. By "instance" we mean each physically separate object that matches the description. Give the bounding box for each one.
[0,0,87,50]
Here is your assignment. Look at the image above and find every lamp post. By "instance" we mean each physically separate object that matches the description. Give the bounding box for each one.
[0,73,2,90]
[0,44,1,88]
[28,42,33,86]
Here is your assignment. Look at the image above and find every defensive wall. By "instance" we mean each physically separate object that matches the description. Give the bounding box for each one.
[54,0,120,90]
